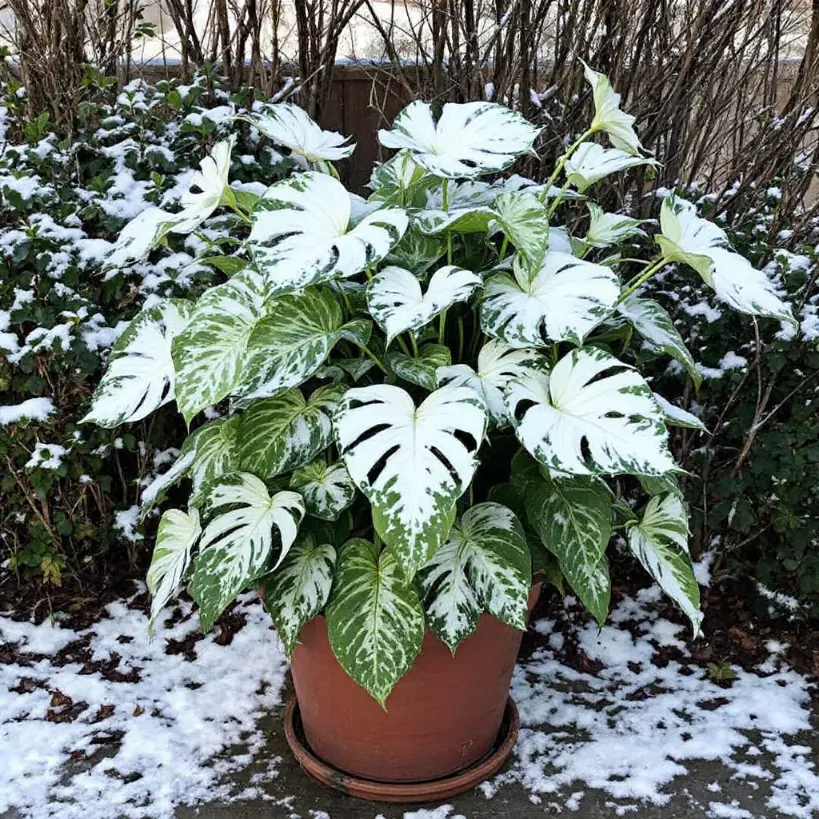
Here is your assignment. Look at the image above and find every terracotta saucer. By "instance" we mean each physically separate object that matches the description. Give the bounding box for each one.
[283,695,520,803]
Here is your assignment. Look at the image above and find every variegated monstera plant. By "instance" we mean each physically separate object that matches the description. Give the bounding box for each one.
[84,65,794,706]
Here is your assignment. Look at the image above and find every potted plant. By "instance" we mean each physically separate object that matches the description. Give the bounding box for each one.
[83,65,794,799]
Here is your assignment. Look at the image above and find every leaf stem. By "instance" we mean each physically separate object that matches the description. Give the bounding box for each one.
[616,257,669,304]
[540,128,594,199]
[361,344,389,375]
[546,179,573,219]
[410,333,419,358]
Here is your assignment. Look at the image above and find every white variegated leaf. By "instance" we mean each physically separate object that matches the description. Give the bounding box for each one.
[585,202,645,248]
[480,251,620,347]
[627,494,702,635]
[326,539,425,706]
[415,207,495,236]
[367,265,481,343]
[190,473,305,631]
[657,197,794,325]
[369,150,431,206]
[260,533,336,655]
[241,103,354,164]
[335,384,488,580]
[420,502,530,651]
[248,172,408,297]
[378,101,540,178]
[583,62,643,155]
[617,295,700,386]
[507,347,677,476]
[290,459,357,521]
[525,475,612,625]
[565,142,656,192]
[492,191,550,271]
[436,339,546,425]
[106,207,182,267]
[387,344,451,390]
[82,299,194,428]
[173,279,266,424]
[653,393,708,432]
[147,508,201,633]
[237,288,370,404]
[238,384,344,478]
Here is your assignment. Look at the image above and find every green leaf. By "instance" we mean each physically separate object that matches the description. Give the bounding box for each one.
[385,227,446,274]
[419,503,530,652]
[387,343,451,390]
[290,459,357,521]
[147,508,201,634]
[260,532,336,656]
[82,299,194,428]
[618,295,700,387]
[238,385,344,478]
[173,279,266,424]
[202,255,247,276]
[190,473,305,632]
[626,494,702,635]
[335,384,488,580]
[492,191,550,272]
[237,288,370,404]
[326,539,425,707]
[526,475,612,625]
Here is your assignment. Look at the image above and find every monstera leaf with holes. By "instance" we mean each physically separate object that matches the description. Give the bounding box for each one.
[190,473,305,631]
[335,384,488,579]
[82,299,193,427]
[481,252,620,347]
[419,503,531,651]
[506,347,677,476]
[249,172,408,297]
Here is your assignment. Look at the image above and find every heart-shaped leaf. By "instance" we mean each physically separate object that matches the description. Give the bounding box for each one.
[481,251,620,347]
[492,191,550,271]
[238,384,344,478]
[82,299,193,428]
[248,172,408,297]
[419,502,531,652]
[190,473,305,631]
[335,384,487,579]
[326,539,425,707]
[367,265,481,343]
[387,343,451,390]
[626,494,702,635]
[290,459,357,521]
[506,347,677,476]
[260,532,337,656]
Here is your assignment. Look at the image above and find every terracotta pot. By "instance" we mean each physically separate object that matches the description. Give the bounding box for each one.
[289,582,542,783]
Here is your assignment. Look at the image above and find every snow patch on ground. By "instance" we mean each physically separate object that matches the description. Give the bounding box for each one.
[0,592,287,819]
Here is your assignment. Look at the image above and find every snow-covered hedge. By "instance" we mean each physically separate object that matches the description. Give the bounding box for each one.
[0,74,290,585]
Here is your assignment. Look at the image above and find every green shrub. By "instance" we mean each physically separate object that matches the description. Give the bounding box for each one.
[0,73,289,590]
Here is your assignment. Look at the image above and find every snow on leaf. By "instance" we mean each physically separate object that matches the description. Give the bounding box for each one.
[657,197,794,325]
[617,294,700,386]
[506,347,677,477]
[584,202,646,248]
[82,299,193,428]
[565,142,656,192]
[420,502,531,652]
[241,103,354,164]
[236,288,371,405]
[480,251,620,347]
[290,459,356,521]
[106,207,182,267]
[238,384,344,478]
[626,493,702,635]
[437,339,546,426]
[367,264,481,343]
[335,384,488,580]
[378,100,540,179]
[190,473,305,632]
[653,393,708,433]
[260,533,336,656]
[526,474,612,625]
[172,278,266,425]
[248,172,407,297]
[325,539,425,707]
[387,343,451,390]
[147,508,201,634]
[583,61,644,155]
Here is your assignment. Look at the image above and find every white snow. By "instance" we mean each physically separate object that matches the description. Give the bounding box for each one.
[0,592,287,819]
[0,397,55,426]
